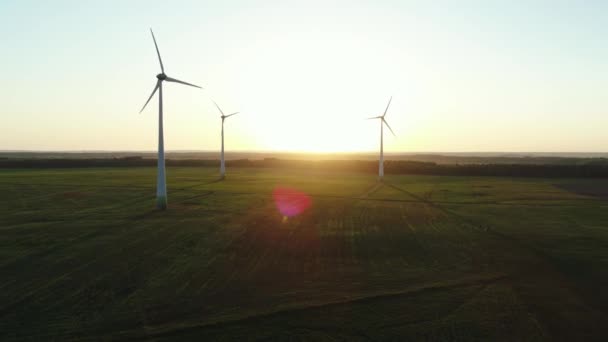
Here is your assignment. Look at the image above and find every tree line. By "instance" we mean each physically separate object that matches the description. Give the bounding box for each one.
[2,157,608,178]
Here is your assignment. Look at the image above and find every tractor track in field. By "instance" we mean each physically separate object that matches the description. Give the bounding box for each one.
[3,180,219,221]
[0,214,199,318]
[2,180,603,208]
[384,181,608,340]
[0,185,219,310]
[0,178,222,192]
[0,181,153,190]
[170,180,608,207]
[123,274,509,341]
[0,186,218,269]
[199,189,602,207]
[4,177,608,339]
[0,178,217,226]
[358,181,384,198]
[373,282,494,332]
[208,180,608,339]
[384,181,593,270]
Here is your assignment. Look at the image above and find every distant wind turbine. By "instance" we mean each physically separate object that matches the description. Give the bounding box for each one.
[367,96,396,180]
[139,29,202,209]
[212,100,239,179]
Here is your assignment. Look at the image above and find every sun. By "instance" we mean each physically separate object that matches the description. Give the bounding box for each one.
[216,25,414,154]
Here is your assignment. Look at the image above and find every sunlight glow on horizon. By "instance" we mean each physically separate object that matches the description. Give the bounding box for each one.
[1,1,607,152]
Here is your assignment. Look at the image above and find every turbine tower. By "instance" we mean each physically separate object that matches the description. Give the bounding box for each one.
[212,100,239,179]
[367,96,396,180]
[139,29,202,209]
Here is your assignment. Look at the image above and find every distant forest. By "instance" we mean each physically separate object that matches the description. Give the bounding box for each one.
[2,155,608,178]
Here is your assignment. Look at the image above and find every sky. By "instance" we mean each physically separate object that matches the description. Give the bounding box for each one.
[0,0,607,153]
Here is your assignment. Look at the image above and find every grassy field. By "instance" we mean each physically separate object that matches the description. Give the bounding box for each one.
[1,167,608,340]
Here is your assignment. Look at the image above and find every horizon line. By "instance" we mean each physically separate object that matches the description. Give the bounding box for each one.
[2,150,608,155]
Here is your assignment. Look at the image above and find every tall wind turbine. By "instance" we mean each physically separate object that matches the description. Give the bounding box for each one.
[367,96,396,180]
[139,29,202,209]
[212,100,239,179]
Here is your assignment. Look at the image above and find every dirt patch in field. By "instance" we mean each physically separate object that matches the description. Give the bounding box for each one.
[555,183,608,199]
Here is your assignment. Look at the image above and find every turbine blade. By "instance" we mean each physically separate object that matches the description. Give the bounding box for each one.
[140,80,160,113]
[383,118,396,136]
[382,96,393,117]
[212,100,225,115]
[366,116,382,120]
[150,29,164,73]
[225,112,239,118]
[165,76,202,89]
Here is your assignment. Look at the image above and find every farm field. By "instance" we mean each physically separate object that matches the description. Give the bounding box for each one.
[1,167,608,340]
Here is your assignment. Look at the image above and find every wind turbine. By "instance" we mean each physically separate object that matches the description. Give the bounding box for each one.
[212,100,239,179]
[139,29,202,209]
[367,96,396,180]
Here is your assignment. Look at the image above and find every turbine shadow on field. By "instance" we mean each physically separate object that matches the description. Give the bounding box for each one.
[177,177,223,190]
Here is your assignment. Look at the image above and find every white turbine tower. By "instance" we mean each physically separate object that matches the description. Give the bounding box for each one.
[212,100,239,179]
[367,96,396,180]
[139,29,202,209]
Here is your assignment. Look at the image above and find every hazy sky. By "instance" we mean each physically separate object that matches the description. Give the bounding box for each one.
[1,0,607,152]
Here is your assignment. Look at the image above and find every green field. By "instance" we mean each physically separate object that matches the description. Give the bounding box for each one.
[2,167,608,340]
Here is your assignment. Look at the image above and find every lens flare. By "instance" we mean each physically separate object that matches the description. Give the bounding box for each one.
[273,187,312,217]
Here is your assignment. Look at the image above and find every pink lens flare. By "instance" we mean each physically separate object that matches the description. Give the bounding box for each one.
[273,187,312,217]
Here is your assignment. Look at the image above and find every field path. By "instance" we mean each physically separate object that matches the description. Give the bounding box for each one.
[384,181,608,340]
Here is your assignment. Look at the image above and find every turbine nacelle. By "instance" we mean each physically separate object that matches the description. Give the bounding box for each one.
[366,96,396,136]
[213,100,239,121]
[139,30,201,114]
[139,29,202,114]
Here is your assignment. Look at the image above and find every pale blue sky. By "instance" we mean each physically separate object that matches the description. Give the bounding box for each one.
[1,1,607,152]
